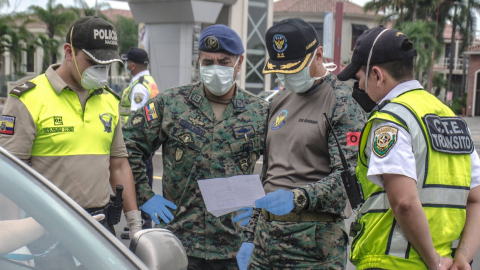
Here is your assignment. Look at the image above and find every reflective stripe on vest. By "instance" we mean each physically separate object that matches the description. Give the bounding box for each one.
[352,90,471,269]
[119,75,158,127]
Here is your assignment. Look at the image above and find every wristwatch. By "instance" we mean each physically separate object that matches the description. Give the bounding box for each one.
[292,189,308,211]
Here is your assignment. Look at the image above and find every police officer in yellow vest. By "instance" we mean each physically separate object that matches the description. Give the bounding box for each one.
[0,17,142,238]
[120,47,158,230]
[338,26,480,270]
[120,47,159,127]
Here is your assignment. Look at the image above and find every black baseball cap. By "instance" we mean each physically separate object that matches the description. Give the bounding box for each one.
[66,16,122,65]
[338,26,417,81]
[263,18,319,74]
[198,24,244,55]
[121,47,149,64]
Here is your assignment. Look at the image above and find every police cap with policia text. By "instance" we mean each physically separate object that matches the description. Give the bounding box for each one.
[263,18,319,74]
[198,24,244,55]
[66,16,122,65]
[337,26,417,81]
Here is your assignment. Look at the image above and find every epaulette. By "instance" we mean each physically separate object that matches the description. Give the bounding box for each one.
[104,86,121,100]
[10,81,36,97]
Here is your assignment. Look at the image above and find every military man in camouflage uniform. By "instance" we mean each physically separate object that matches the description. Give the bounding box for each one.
[122,25,268,269]
[234,18,366,269]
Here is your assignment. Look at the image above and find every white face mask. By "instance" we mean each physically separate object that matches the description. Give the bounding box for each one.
[81,65,109,90]
[276,50,326,94]
[200,57,239,96]
[124,62,132,76]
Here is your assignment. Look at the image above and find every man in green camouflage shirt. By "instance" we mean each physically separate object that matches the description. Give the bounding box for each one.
[234,18,366,269]
[123,25,268,270]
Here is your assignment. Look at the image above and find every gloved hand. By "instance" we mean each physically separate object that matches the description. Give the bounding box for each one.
[140,194,177,224]
[125,210,143,239]
[233,207,253,226]
[255,189,294,216]
[236,242,254,270]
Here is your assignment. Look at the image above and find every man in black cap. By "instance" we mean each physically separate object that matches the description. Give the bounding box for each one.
[122,24,268,269]
[234,18,365,269]
[0,16,143,268]
[337,26,480,270]
[120,47,158,231]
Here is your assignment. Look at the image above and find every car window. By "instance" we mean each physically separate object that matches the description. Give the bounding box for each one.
[0,150,142,270]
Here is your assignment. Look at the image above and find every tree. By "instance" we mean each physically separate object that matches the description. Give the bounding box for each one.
[28,0,77,65]
[397,21,442,84]
[115,16,138,56]
[36,34,61,72]
[72,0,110,21]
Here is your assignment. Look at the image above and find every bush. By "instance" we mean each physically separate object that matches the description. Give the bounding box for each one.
[450,97,466,115]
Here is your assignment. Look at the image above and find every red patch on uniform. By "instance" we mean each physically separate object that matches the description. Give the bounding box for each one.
[347,132,360,146]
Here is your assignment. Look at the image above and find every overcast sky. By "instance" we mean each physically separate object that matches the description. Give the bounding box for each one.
[3,0,371,13]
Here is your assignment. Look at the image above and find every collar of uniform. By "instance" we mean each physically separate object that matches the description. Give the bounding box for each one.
[378,80,423,105]
[189,82,246,112]
[46,64,69,95]
[131,70,150,86]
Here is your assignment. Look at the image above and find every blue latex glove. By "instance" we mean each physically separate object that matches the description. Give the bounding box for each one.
[140,194,178,224]
[233,207,253,226]
[255,189,294,216]
[236,242,254,270]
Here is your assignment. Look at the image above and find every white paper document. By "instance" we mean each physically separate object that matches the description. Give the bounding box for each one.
[198,174,266,217]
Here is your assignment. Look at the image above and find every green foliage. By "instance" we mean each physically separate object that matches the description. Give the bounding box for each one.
[432,72,447,96]
[71,0,110,22]
[450,96,466,114]
[397,21,442,75]
[115,16,138,55]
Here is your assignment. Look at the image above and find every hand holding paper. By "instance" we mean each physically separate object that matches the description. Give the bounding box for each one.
[198,175,265,217]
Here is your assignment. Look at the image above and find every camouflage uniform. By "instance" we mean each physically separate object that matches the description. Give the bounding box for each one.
[123,81,268,264]
[244,74,366,269]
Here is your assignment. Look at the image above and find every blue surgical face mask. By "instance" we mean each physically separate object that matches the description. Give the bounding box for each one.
[200,57,239,96]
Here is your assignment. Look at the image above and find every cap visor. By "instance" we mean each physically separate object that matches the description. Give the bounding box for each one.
[337,62,361,81]
[121,54,128,61]
[83,49,123,65]
[262,52,312,74]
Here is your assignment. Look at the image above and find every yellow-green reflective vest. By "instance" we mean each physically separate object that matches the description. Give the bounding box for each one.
[119,75,158,127]
[352,89,472,270]
[18,74,120,157]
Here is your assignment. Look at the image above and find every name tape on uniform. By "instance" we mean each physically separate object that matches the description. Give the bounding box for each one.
[423,115,473,154]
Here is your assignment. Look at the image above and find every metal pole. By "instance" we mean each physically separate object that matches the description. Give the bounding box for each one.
[428,2,441,94]
[447,2,459,97]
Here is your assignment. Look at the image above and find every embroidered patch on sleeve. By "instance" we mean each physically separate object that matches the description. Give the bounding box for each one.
[0,115,15,135]
[372,126,398,158]
[134,93,145,104]
[144,102,158,122]
[347,132,361,146]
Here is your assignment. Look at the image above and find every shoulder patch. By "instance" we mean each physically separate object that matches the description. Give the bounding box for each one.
[10,81,36,97]
[0,115,15,135]
[372,126,398,158]
[103,86,121,100]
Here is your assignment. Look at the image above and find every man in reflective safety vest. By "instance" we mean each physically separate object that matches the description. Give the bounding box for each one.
[120,47,158,230]
[120,47,159,127]
[338,26,480,270]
